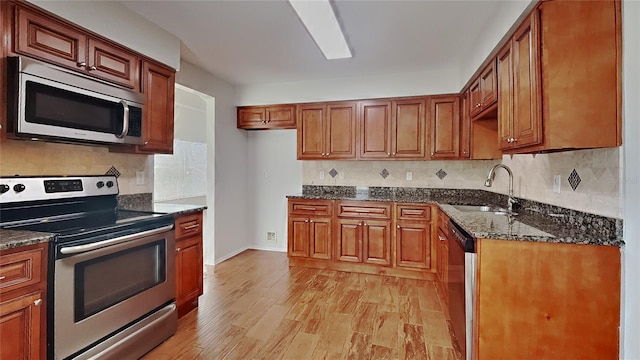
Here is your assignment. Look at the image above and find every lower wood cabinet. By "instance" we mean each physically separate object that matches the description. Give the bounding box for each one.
[0,243,47,360]
[475,238,620,359]
[287,199,438,280]
[175,211,203,318]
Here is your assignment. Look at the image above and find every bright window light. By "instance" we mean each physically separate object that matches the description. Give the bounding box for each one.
[288,0,352,60]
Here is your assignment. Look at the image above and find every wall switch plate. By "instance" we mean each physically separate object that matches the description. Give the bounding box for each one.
[267,232,277,242]
[406,171,412,181]
[263,171,268,179]
[136,171,145,185]
[553,175,561,193]
[319,171,325,180]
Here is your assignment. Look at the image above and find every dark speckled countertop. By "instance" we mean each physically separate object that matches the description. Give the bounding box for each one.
[0,229,54,251]
[288,186,624,247]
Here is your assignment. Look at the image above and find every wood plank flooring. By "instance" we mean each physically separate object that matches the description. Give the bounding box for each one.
[143,250,461,360]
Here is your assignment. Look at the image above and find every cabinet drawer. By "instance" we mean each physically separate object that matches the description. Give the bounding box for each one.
[336,201,391,219]
[396,204,432,221]
[175,212,203,239]
[0,247,43,294]
[288,199,333,216]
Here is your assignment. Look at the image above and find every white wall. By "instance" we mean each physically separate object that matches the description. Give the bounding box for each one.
[175,61,249,265]
[235,67,460,106]
[622,0,640,358]
[27,0,181,70]
[247,131,302,251]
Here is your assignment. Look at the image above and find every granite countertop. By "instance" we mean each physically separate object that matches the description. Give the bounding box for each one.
[288,186,624,247]
[0,229,54,251]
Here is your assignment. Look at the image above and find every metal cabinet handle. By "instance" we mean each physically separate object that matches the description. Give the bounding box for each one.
[34,299,42,306]
[438,236,447,241]
[305,219,309,223]
[77,62,87,68]
[0,275,5,280]
[387,152,391,156]
[392,152,396,156]
[176,247,181,252]
[310,219,314,223]
[89,65,97,71]
[299,207,317,211]
[396,225,400,229]
[182,224,200,230]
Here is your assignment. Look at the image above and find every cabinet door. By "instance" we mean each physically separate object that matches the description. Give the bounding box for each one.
[497,44,514,150]
[309,217,332,260]
[266,105,296,129]
[297,105,325,160]
[15,6,87,70]
[359,100,392,159]
[392,98,427,159]
[362,220,391,266]
[396,222,432,269]
[326,102,357,159]
[175,236,202,308]
[238,107,266,128]
[335,219,363,263]
[469,79,482,118]
[139,61,175,153]
[480,60,497,109]
[0,291,43,360]
[511,14,542,149]
[288,217,310,258]
[88,39,140,90]
[430,96,461,159]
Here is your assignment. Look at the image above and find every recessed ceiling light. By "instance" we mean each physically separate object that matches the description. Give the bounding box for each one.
[288,0,352,60]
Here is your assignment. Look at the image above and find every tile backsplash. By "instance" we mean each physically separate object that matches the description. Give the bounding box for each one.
[302,147,622,218]
[154,139,207,202]
[0,140,153,194]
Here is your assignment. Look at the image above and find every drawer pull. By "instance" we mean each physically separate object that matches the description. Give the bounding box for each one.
[34,299,42,306]
[299,207,317,211]
[438,236,447,241]
[182,224,200,230]
[176,247,181,252]
[0,276,5,280]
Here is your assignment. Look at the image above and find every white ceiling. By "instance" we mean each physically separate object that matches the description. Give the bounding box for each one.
[120,0,506,86]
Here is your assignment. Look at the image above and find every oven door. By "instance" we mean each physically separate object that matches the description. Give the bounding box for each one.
[54,225,175,360]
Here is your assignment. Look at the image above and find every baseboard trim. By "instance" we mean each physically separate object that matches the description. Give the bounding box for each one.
[213,246,250,264]
[248,245,287,252]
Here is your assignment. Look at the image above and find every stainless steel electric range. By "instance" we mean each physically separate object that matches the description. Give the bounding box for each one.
[0,175,177,360]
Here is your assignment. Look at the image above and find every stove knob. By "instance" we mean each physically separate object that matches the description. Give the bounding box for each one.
[106,181,114,188]
[13,184,25,193]
[0,184,9,194]
[96,181,105,188]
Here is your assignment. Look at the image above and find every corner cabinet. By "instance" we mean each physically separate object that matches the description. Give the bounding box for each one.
[0,243,48,360]
[174,212,203,318]
[297,102,357,160]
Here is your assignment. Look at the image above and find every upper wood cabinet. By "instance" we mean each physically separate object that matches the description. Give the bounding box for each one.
[137,62,175,154]
[359,97,428,160]
[469,60,497,119]
[297,102,357,160]
[237,105,296,129]
[430,96,461,159]
[14,6,140,90]
[497,13,542,151]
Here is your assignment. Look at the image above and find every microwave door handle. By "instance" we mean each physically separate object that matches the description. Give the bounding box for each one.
[117,100,130,139]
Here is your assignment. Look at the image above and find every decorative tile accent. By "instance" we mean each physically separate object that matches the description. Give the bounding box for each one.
[329,168,338,178]
[436,169,447,180]
[568,169,581,191]
[105,166,121,178]
[379,169,389,179]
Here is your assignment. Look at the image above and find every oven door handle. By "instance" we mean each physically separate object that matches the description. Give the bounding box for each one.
[59,224,174,255]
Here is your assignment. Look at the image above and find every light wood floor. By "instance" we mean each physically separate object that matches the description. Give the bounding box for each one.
[143,250,461,360]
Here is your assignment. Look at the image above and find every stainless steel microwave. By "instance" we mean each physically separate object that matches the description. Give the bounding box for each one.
[6,56,144,146]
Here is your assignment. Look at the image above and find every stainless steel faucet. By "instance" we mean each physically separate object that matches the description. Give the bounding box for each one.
[484,164,517,213]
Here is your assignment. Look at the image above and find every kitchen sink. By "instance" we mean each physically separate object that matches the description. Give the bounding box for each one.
[451,204,514,215]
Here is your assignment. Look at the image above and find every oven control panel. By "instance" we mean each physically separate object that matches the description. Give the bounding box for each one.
[0,176,119,203]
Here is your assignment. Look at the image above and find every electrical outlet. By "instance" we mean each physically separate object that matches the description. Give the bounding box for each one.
[319,171,325,180]
[553,175,561,193]
[406,171,413,181]
[136,171,145,185]
[267,232,277,242]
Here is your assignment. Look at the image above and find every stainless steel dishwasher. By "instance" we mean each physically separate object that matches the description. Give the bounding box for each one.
[448,220,476,360]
